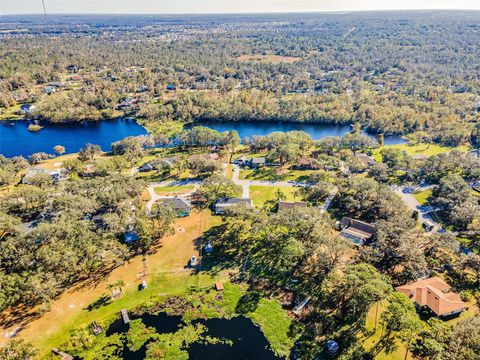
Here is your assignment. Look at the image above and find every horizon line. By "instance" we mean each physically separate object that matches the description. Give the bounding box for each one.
[1,8,480,16]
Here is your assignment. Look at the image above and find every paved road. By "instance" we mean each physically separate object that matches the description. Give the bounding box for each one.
[145,165,329,210]
[393,185,441,232]
[146,180,201,211]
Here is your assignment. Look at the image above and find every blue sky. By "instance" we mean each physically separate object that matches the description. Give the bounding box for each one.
[1,0,480,15]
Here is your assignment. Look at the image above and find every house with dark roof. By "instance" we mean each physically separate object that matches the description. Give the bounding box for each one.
[214,198,254,215]
[139,162,154,172]
[395,277,467,317]
[278,201,308,212]
[339,217,375,245]
[246,157,266,169]
[66,64,79,73]
[158,196,191,217]
[233,155,248,165]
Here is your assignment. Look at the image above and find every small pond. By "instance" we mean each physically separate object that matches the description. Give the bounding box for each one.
[105,313,280,360]
[0,118,148,158]
[193,120,406,145]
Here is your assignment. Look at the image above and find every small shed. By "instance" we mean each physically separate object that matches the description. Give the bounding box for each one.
[215,282,224,291]
[91,321,103,335]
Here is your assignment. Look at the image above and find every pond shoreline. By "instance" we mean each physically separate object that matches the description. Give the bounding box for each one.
[66,284,293,360]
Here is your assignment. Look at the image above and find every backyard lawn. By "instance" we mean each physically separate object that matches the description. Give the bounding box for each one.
[413,189,432,205]
[0,211,223,355]
[250,185,301,207]
[240,168,319,182]
[373,142,469,161]
[154,184,195,195]
[362,300,412,360]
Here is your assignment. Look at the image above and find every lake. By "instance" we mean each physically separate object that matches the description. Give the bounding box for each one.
[0,119,406,159]
[193,120,406,145]
[105,313,280,360]
[0,118,148,158]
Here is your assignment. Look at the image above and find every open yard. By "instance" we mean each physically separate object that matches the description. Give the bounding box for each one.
[240,167,319,182]
[413,189,432,205]
[154,184,195,195]
[250,185,301,207]
[362,300,412,360]
[0,210,295,358]
[373,142,470,161]
[0,211,222,353]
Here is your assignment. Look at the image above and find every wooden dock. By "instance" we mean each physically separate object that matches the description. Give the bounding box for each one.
[120,308,130,324]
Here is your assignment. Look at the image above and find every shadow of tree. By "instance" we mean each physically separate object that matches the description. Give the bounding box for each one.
[84,294,112,311]
[235,290,263,314]
[193,224,238,275]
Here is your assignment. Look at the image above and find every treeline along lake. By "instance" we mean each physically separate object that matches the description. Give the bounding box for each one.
[0,119,406,158]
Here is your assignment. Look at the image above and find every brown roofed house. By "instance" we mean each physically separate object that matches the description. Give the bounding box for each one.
[278,201,308,212]
[395,277,467,317]
[295,158,320,170]
[339,217,375,245]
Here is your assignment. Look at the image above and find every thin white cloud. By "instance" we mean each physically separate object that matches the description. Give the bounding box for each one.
[1,0,480,15]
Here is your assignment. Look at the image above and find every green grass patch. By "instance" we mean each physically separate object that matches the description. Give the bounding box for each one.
[240,168,320,182]
[48,281,295,359]
[248,298,295,358]
[362,301,410,360]
[373,142,469,161]
[36,272,218,358]
[154,185,195,195]
[413,189,432,205]
[250,185,300,207]
[0,104,22,120]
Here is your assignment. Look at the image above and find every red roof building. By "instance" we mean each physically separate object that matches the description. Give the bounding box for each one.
[395,277,467,317]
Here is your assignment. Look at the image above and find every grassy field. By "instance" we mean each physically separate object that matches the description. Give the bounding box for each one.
[373,142,470,161]
[247,298,295,357]
[225,164,234,179]
[250,185,300,207]
[362,301,412,360]
[135,169,192,182]
[413,189,432,205]
[0,211,218,351]
[154,184,195,195]
[240,168,318,182]
[1,210,295,358]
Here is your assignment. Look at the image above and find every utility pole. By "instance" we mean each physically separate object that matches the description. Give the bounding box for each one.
[41,0,48,22]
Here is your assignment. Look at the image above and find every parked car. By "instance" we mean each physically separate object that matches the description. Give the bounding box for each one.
[190,255,197,267]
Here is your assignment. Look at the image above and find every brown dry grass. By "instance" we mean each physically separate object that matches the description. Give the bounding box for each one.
[0,210,223,350]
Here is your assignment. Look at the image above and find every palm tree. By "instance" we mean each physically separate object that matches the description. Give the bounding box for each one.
[106,283,116,298]
[115,279,126,294]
